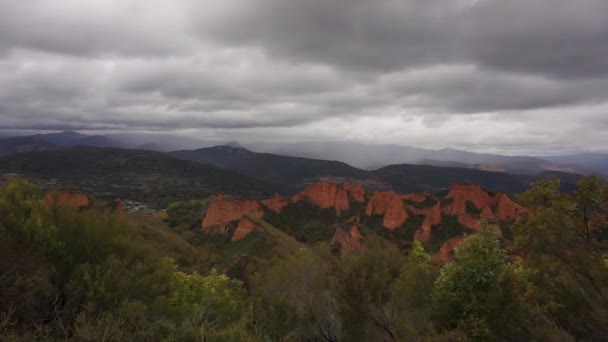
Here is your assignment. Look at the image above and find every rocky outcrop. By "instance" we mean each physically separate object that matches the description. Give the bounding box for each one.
[332,225,364,251]
[295,182,350,215]
[366,191,395,215]
[415,203,441,242]
[444,183,492,216]
[436,236,468,262]
[231,217,260,241]
[366,191,409,229]
[401,193,430,203]
[261,193,288,213]
[384,196,410,230]
[458,214,482,230]
[494,194,528,221]
[44,191,90,207]
[480,206,496,220]
[343,182,365,202]
[202,194,264,231]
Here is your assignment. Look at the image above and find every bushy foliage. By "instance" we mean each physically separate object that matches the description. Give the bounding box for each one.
[0,179,251,341]
[2,176,607,341]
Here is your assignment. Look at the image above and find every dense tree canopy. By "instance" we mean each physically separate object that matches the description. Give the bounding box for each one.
[1,177,607,341]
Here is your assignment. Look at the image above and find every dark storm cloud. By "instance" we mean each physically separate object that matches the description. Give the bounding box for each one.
[198,0,461,73]
[199,0,608,80]
[379,66,608,112]
[464,0,608,80]
[0,0,606,153]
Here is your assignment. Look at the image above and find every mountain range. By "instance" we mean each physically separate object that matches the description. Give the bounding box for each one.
[1,131,606,176]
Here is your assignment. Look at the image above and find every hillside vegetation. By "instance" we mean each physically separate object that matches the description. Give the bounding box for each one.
[1,176,607,341]
[0,147,277,208]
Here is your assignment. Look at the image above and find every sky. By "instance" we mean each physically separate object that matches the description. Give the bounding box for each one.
[0,0,607,155]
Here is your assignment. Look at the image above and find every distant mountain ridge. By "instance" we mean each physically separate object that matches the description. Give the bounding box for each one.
[1,131,606,176]
[170,145,368,188]
[245,141,601,175]
[171,145,582,194]
[0,147,277,208]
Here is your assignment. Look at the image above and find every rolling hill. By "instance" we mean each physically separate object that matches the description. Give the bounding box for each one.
[0,136,60,157]
[2,132,605,177]
[171,145,583,193]
[0,147,278,208]
[0,131,123,157]
[374,164,582,193]
[246,141,585,174]
[170,145,368,187]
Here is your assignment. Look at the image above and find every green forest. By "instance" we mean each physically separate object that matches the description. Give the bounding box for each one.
[1,177,607,341]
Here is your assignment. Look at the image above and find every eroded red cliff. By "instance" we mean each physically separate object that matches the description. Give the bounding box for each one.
[332,225,364,251]
[295,182,350,215]
[458,214,482,230]
[435,236,467,262]
[480,206,496,220]
[494,193,528,221]
[366,191,409,229]
[261,193,288,213]
[343,182,365,202]
[443,183,492,216]
[415,202,441,242]
[202,194,264,231]
[366,191,394,215]
[231,217,260,241]
[401,193,430,203]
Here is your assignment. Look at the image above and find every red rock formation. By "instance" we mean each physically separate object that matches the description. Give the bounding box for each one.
[384,197,409,230]
[332,225,364,251]
[231,217,260,241]
[202,194,264,231]
[261,193,288,213]
[458,214,482,230]
[44,191,90,207]
[436,236,468,262]
[401,193,430,203]
[494,193,528,221]
[415,203,441,242]
[366,191,409,229]
[343,182,365,202]
[366,191,394,215]
[444,183,492,216]
[290,193,303,203]
[480,206,496,220]
[296,182,350,215]
[405,205,429,216]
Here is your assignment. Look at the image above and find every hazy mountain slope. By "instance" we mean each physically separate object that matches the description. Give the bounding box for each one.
[171,145,581,194]
[246,141,433,170]
[108,133,220,151]
[245,141,569,174]
[542,153,608,176]
[0,131,125,157]
[31,131,124,147]
[2,132,597,176]
[0,136,60,157]
[373,164,582,193]
[170,145,369,186]
[0,147,277,208]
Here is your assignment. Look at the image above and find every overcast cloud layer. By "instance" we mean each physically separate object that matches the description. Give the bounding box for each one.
[0,0,607,155]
